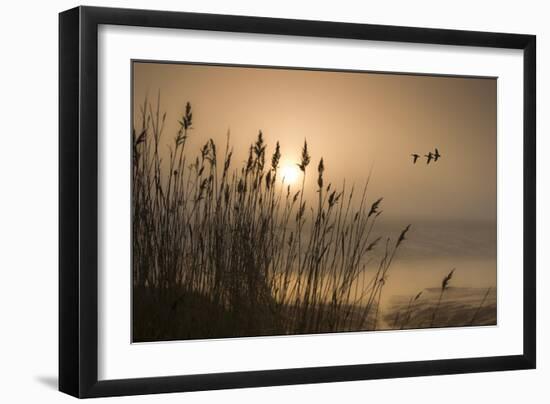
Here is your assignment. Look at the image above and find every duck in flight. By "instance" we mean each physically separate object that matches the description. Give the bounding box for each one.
[425,152,434,164]
[411,153,420,164]
[433,148,441,162]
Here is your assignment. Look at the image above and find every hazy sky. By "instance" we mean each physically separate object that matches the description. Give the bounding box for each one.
[133,62,496,225]
[132,60,498,302]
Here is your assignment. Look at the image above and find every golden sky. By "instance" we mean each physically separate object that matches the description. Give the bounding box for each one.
[133,61,496,224]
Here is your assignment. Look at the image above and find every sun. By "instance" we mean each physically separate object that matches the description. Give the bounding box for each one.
[280,164,300,185]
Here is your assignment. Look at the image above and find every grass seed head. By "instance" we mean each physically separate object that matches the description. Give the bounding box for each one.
[298,140,311,172]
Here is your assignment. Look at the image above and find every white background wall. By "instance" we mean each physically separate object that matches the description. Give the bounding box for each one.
[0,0,546,402]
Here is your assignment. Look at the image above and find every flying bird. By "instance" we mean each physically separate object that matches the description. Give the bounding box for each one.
[433,148,441,162]
[411,153,420,164]
[425,152,434,165]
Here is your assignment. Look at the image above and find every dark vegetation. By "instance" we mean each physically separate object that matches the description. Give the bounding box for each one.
[384,287,496,330]
[132,97,495,342]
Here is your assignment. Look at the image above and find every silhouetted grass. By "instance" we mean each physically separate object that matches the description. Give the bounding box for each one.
[132,97,494,341]
[384,286,497,330]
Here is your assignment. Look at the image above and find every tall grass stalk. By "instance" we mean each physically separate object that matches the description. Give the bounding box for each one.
[132,98,410,339]
[470,286,491,325]
[429,268,455,327]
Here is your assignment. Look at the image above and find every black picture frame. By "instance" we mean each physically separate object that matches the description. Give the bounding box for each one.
[59,6,536,398]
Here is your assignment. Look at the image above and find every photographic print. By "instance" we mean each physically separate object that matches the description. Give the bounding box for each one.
[131,61,497,342]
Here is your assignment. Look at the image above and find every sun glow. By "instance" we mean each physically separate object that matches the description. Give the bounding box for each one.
[280,164,301,185]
